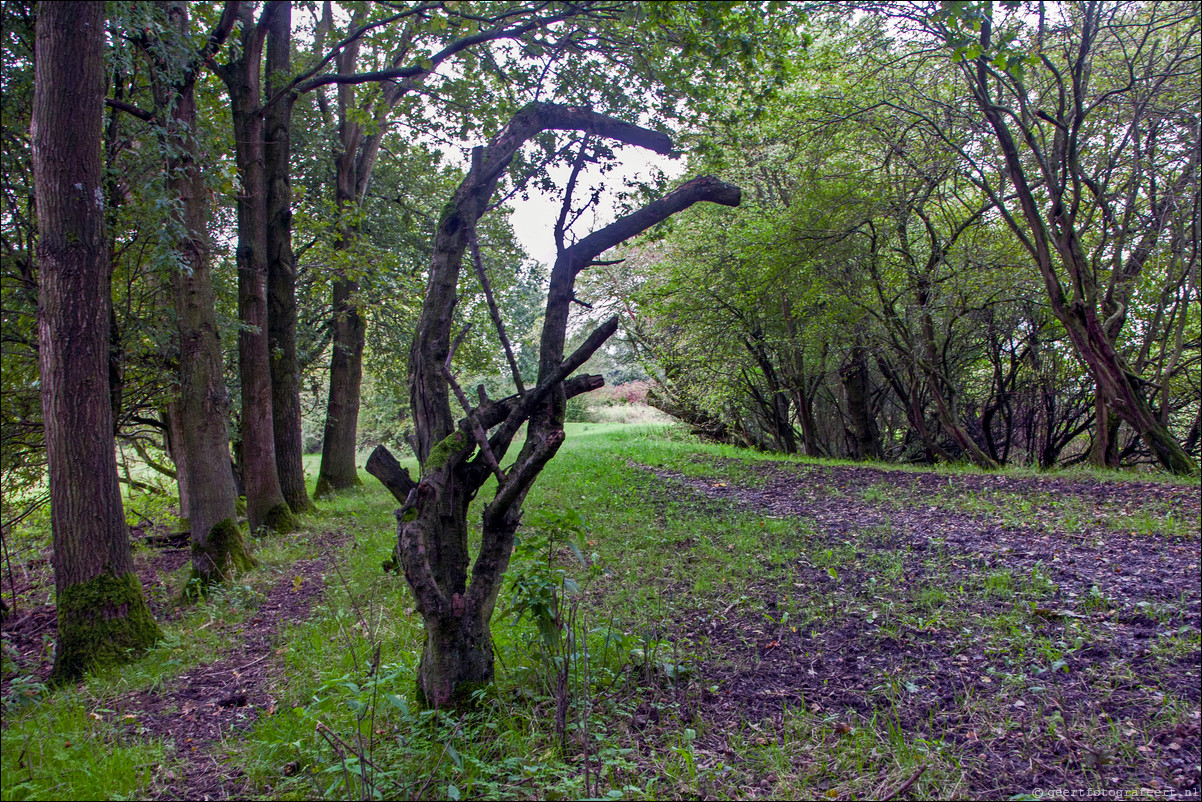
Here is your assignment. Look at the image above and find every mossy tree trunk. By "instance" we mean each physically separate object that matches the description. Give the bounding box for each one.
[33,0,161,682]
[216,3,298,533]
[378,102,741,707]
[149,0,253,588]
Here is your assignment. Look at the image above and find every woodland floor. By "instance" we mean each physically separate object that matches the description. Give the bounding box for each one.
[1,531,347,800]
[634,459,1201,800]
[2,449,1200,800]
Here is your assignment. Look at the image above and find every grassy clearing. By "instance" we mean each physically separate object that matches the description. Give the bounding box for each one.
[2,424,1199,800]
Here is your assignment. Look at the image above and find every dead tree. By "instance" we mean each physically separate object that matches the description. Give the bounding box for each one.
[368,102,740,707]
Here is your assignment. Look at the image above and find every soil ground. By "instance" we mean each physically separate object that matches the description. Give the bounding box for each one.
[2,454,1199,800]
[637,458,1200,800]
[2,533,344,800]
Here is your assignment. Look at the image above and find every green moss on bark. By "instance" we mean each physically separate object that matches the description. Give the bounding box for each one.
[51,572,162,685]
[262,502,296,534]
[313,474,362,500]
[423,431,467,474]
[184,518,257,598]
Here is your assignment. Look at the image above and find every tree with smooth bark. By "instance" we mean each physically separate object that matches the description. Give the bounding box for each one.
[32,0,161,682]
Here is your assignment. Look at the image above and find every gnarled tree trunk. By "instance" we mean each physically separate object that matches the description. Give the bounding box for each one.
[374,103,741,707]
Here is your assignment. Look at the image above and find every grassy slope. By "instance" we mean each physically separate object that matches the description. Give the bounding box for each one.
[2,424,1197,800]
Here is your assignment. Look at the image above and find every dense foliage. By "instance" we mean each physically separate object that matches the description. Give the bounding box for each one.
[607,3,1199,472]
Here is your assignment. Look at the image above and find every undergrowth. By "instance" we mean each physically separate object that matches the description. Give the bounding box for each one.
[2,425,1198,800]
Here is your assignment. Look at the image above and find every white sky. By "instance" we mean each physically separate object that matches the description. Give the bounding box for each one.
[506,150,687,266]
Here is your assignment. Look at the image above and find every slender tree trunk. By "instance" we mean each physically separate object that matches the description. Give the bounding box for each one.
[34,1,161,682]
[1062,306,1193,474]
[219,7,297,533]
[264,0,314,513]
[314,273,365,497]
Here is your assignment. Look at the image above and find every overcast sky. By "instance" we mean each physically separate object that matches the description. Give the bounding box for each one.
[506,149,686,266]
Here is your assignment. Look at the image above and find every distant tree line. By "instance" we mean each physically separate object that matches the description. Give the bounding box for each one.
[593,2,1199,475]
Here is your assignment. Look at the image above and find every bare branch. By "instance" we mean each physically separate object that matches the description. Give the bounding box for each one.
[442,364,507,484]
[468,226,525,395]
[105,98,157,123]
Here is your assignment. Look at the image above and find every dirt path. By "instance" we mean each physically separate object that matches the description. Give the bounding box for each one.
[637,459,1201,800]
[130,545,339,800]
[1,535,343,801]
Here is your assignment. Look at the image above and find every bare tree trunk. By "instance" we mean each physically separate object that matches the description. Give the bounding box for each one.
[218,3,297,534]
[387,103,740,707]
[264,0,314,514]
[840,346,881,460]
[34,1,160,682]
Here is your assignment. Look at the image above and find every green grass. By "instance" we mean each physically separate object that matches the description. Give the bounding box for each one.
[2,423,1198,800]
[1,693,169,801]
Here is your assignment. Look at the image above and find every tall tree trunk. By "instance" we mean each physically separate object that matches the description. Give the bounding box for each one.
[218,4,297,534]
[33,1,161,683]
[313,22,370,498]
[152,0,254,587]
[314,273,365,497]
[264,0,314,513]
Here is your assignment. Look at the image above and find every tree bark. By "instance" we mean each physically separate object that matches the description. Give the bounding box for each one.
[213,6,295,536]
[314,273,365,497]
[1089,390,1119,469]
[264,0,314,513]
[33,1,161,682]
[391,103,739,707]
[149,1,254,587]
[218,2,297,534]
[840,345,881,461]
[313,6,371,497]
